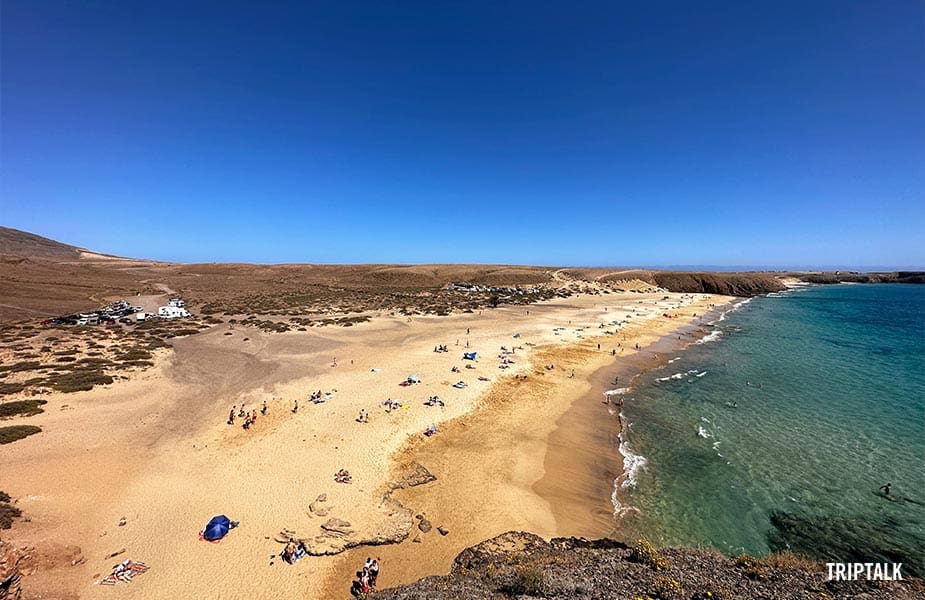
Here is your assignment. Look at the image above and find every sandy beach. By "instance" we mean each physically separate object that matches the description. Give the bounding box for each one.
[2,290,730,599]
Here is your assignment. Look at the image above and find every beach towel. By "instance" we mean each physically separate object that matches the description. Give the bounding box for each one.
[96,560,148,585]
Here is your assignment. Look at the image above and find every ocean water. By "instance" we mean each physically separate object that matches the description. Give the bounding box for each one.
[617,284,925,576]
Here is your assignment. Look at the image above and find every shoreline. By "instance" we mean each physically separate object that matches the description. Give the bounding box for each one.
[320,294,732,597]
[534,309,727,541]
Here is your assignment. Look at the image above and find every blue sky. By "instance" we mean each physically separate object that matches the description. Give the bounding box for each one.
[1,1,923,268]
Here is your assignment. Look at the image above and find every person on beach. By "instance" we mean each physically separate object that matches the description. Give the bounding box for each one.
[466,327,470,335]
[367,557,380,586]
[228,406,235,425]
[880,483,892,496]
[292,399,298,413]
[261,400,267,415]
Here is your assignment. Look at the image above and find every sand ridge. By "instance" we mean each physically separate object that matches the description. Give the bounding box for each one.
[2,291,728,599]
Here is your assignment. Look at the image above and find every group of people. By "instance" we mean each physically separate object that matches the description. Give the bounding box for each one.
[349,557,380,597]
[282,538,308,564]
[356,408,369,423]
[309,389,327,404]
[381,398,402,412]
[334,469,353,484]
[433,344,450,353]
[227,401,269,428]
[423,424,438,437]
[424,395,444,407]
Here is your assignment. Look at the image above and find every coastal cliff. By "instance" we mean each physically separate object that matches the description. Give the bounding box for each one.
[651,272,786,296]
[375,532,923,600]
[795,271,925,285]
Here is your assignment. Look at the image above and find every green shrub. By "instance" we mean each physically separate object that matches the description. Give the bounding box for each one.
[507,565,545,596]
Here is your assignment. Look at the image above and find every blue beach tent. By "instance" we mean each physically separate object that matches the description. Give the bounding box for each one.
[203,515,232,541]
[463,352,477,360]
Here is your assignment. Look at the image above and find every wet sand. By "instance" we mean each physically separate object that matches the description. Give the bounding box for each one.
[534,310,727,542]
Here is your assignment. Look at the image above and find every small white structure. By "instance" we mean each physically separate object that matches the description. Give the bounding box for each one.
[167,298,185,308]
[158,305,191,319]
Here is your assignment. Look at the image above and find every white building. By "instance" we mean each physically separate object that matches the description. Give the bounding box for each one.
[158,305,191,319]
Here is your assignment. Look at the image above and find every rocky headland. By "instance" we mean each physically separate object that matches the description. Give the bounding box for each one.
[374,531,924,600]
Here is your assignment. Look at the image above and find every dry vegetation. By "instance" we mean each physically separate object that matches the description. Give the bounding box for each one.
[0,318,210,398]
[0,491,22,529]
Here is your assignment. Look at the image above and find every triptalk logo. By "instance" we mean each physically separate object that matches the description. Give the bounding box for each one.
[826,563,903,581]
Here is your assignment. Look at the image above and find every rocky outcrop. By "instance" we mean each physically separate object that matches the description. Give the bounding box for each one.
[0,541,22,600]
[375,531,924,599]
[652,272,786,296]
[796,271,925,285]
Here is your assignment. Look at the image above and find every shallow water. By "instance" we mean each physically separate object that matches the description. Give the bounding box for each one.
[618,284,925,576]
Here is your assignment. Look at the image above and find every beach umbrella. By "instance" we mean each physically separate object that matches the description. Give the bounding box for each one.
[203,515,231,541]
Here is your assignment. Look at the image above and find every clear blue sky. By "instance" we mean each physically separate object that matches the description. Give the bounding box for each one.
[1,1,923,268]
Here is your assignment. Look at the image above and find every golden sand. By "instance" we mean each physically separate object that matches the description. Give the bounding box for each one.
[2,291,730,599]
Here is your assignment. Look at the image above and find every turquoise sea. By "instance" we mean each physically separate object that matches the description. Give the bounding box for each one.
[617,284,925,577]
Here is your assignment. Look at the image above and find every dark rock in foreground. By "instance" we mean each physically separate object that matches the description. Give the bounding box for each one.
[375,531,924,599]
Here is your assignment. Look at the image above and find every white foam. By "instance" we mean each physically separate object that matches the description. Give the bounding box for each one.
[695,370,708,378]
[604,387,631,396]
[697,330,723,344]
[668,356,681,364]
[697,425,713,439]
[619,440,647,489]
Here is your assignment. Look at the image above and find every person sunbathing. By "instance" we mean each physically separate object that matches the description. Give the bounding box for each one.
[283,539,297,563]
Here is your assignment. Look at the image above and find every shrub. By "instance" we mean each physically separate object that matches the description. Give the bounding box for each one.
[630,538,670,571]
[761,551,821,572]
[735,554,767,580]
[507,565,545,596]
[652,576,682,599]
[0,382,26,396]
[0,399,47,418]
[116,349,152,362]
[0,424,42,444]
[0,499,22,529]
[50,370,113,392]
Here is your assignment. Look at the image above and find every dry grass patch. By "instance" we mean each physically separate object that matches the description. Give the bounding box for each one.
[0,399,47,418]
[0,424,41,445]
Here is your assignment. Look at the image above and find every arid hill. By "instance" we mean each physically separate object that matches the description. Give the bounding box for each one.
[7,226,921,323]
